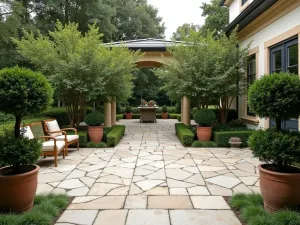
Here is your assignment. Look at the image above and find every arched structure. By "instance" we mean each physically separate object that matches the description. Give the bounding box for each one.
[105,38,191,127]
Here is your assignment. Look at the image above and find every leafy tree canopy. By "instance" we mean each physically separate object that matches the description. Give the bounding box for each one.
[14,22,139,127]
[172,23,201,41]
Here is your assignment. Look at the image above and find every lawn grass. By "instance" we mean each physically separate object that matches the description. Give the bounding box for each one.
[230,193,300,225]
[0,194,69,225]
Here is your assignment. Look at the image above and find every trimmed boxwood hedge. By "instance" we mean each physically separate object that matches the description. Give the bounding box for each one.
[170,114,181,121]
[78,131,89,147]
[213,130,254,147]
[175,123,194,146]
[107,125,125,147]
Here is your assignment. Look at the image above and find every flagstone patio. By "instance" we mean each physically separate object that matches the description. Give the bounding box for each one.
[37,119,261,225]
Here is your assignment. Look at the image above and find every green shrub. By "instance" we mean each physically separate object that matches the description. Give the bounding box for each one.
[107,125,125,147]
[170,114,181,121]
[0,66,53,139]
[192,107,198,119]
[125,106,132,113]
[41,107,69,126]
[0,112,14,124]
[192,141,217,148]
[175,102,181,113]
[162,105,168,113]
[87,142,108,148]
[248,72,300,130]
[0,132,42,170]
[230,193,263,210]
[248,129,300,171]
[116,103,122,114]
[213,130,253,147]
[116,114,123,121]
[78,131,88,147]
[85,111,104,126]
[175,123,194,146]
[194,109,216,126]
[102,127,113,143]
[228,119,247,128]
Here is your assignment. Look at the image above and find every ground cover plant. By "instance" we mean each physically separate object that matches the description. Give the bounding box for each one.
[0,194,69,225]
[230,193,300,225]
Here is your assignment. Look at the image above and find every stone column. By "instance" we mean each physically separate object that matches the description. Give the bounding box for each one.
[181,97,184,122]
[104,101,112,127]
[182,96,191,126]
[111,98,117,126]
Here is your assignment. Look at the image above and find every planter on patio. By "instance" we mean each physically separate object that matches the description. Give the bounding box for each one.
[125,106,133,119]
[162,105,168,119]
[85,111,104,143]
[228,137,242,148]
[194,109,216,141]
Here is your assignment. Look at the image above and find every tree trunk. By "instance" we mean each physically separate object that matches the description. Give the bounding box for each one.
[276,118,282,131]
[14,116,21,139]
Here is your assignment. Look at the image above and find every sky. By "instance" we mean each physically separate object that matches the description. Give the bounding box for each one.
[147,0,211,40]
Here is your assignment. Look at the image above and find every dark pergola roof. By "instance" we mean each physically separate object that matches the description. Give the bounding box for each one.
[221,0,278,35]
[105,38,182,52]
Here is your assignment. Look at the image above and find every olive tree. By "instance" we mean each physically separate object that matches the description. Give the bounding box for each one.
[14,22,138,127]
[156,30,249,124]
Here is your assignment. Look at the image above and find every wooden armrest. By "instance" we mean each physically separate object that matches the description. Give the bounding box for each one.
[61,128,78,134]
[47,131,66,135]
[38,136,56,140]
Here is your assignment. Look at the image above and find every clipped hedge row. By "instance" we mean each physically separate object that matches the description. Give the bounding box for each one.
[107,125,126,147]
[170,114,181,121]
[78,131,89,147]
[175,123,194,146]
[213,130,254,147]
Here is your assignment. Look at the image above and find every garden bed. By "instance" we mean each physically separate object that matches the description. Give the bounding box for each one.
[226,193,300,225]
[0,194,71,225]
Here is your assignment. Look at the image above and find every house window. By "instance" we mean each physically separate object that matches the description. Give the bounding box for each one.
[247,54,256,117]
[242,0,248,6]
[270,37,299,130]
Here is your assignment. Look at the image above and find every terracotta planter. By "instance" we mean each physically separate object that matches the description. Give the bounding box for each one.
[258,164,300,212]
[0,165,39,213]
[197,126,212,141]
[88,126,103,143]
[126,113,132,119]
[162,112,168,119]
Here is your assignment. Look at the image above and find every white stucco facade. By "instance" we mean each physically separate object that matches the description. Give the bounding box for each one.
[229,0,240,23]
[237,6,300,129]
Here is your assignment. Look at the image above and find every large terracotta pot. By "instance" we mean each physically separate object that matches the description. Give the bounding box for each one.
[162,112,168,119]
[0,165,39,213]
[126,113,132,119]
[258,164,300,212]
[197,126,212,141]
[88,126,103,143]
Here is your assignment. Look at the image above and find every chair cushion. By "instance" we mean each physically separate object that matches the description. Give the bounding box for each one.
[42,141,65,152]
[21,126,34,139]
[46,120,62,137]
[55,135,79,142]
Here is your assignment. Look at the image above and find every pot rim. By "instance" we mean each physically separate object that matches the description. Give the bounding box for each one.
[0,164,40,178]
[197,126,212,129]
[258,164,300,177]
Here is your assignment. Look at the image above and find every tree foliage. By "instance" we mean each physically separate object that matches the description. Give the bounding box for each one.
[200,0,229,36]
[156,30,249,124]
[248,73,300,130]
[14,22,138,128]
[172,23,201,41]
[0,66,53,138]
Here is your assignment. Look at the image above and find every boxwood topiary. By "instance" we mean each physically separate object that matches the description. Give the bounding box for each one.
[162,105,168,113]
[85,111,104,126]
[248,72,300,131]
[248,129,300,172]
[125,106,132,113]
[194,109,216,127]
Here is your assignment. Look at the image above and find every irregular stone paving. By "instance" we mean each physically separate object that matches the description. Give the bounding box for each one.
[36,119,261,225]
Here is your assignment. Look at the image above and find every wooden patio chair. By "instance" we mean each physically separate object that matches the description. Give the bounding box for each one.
[43,119,79,156]
[22,122,66,167]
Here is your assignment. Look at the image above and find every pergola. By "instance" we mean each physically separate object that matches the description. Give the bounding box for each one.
[104,38,191,127]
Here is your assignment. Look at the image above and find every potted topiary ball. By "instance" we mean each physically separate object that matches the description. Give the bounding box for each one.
[162,105,168,119]
[194,109,216,141]
[125,106,132,119]
[0,66,53,213]
[85,111,104,143]
[248,72,300,212]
